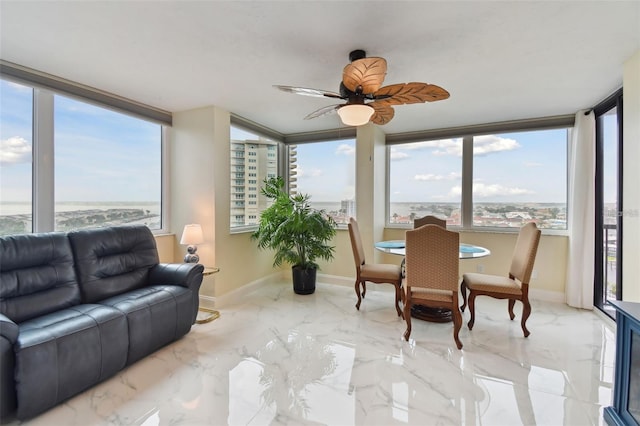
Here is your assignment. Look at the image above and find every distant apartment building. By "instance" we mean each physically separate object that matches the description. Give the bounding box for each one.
[289,145,298,195]
[230,138,278,227]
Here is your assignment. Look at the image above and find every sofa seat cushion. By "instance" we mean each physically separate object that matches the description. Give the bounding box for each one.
[14,304,128,420]
[98,285,193,365]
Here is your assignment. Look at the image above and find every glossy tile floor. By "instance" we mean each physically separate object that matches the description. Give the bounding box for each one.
[14,281,616,426]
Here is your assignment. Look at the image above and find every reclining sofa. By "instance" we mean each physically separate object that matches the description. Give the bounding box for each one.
[0,225,204,421]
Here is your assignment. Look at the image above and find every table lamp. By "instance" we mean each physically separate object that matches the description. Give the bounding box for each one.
[180,224,204,263]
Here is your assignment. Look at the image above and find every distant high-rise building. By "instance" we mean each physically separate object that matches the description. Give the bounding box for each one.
[341,199,355,219]
[230,138,278,227]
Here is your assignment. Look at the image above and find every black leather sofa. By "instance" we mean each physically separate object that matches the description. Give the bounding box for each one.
[0,225,204,421]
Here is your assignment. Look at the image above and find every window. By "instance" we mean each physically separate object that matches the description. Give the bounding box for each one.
[594,89,623,317]
[472,129,568,230]
[387,126,570,231]
[388,139,462,226]
[289,139,356,226]
[0,75,166,236]
[54,95,162,231]
[230,124,280,230]
[0,80,33,236]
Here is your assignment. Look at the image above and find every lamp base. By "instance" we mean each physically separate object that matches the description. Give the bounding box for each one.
[184,245,199,263]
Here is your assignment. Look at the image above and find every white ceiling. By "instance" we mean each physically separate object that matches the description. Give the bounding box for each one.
[1,1,639,136]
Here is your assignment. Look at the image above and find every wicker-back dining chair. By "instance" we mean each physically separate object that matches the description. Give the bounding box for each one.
[403,224,463,349]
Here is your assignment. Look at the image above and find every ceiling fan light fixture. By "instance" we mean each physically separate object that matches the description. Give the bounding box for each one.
[337,104,374,126]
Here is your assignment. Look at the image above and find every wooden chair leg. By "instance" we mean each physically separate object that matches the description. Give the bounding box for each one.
[460,280,468,312]
[355,280,362,310]
[362,282,367,298]
[521,299,531,337]
[467,292,477,330]
[393,282,404,319]
[452,306,463,350]
[508,299,516,320]
[393,283,402,317]
[403,299,412,341]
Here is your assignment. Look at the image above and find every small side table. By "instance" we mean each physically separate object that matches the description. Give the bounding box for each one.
[196,266,220,324]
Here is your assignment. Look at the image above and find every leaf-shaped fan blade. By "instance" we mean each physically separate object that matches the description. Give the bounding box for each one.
[368,102,395,125]
[373,82,450,105]
[274,85,343,99]
[304,104,342,120]
[342,57,387,95]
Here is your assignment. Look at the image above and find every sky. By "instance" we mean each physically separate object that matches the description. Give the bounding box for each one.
[0,79,161,203]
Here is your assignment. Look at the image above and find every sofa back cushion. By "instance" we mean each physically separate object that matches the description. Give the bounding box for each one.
[0,233,81,323]
[68,225,160,303]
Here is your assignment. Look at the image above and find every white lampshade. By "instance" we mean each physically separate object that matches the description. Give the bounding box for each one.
[180,224,204,245]
[337,104,374,126]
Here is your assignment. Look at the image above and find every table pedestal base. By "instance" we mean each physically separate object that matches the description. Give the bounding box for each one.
[410,305,453,323]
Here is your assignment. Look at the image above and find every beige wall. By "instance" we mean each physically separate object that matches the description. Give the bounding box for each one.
[623,50,640,302]
[170,107,277,299]
[154,234,174,263]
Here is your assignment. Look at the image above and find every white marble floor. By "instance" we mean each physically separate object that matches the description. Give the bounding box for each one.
[15,281,616,426]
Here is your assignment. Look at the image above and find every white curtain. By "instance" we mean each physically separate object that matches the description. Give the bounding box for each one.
[565,110,596,309]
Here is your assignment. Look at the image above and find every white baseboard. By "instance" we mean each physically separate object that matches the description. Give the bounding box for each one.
[211,270,286,308]
[529,288,565,303]
[204,272,567,308]
[316,273,353,287]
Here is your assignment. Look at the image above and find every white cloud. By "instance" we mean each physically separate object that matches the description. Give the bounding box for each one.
[524,161,543,167]
[394,139,463,158]
[472,182,534,198]
[473,135,520,156]
[296,166,323,178]
[414,172,460,181]
[335,143,355,156]
[389,149,409,160]
[0,137,31,165]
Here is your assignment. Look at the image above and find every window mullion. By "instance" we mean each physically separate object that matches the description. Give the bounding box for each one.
[32,88,55,233]
[461,136,473,229]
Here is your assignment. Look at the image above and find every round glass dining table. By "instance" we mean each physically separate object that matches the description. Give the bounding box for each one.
[374,240,491,322]
[374,240,490,259]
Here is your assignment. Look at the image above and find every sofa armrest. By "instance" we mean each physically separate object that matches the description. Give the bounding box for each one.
[149,263,204,291]
[0,313,18,344]
[0,314,18,420]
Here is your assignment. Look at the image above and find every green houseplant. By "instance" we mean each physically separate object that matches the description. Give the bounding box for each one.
[251,176,337,294]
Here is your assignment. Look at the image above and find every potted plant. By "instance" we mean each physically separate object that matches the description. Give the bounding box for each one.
[251,176,336,294]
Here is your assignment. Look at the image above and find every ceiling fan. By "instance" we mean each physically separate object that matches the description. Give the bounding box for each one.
[275,49,450,127]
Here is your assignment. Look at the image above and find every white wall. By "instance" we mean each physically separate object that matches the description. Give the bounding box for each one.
[623,50,640,302]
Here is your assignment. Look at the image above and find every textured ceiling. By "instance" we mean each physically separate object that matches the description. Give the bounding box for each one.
[1,1,638,135]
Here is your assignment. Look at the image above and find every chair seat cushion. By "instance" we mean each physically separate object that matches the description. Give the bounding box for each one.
[361,263,402,282]
[406,286,453,303]
[98,285,193,364]
[463,273,522,295]
[14,305,128,419]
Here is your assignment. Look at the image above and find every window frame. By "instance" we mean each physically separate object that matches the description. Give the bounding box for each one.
[285,136,357,229]
[385,117,574,235]
[1,74,169,235]
[228,121,285,234]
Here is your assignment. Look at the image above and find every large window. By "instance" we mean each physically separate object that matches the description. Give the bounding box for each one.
[0,80,33,236]
[230,124,280,230]
[388,127,570,230]
[289,138,356,226]
[0,76,165,236]
[389,139,462,226]
[472,129,568,229]
[54,95,162,231]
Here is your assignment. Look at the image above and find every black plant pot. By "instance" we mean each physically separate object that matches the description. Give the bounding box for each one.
[292,265,316,295]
